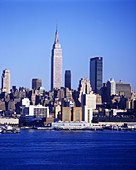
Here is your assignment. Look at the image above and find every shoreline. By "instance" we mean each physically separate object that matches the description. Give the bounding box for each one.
[19,122,136,131]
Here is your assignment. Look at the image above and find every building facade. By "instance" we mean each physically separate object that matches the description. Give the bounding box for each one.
[22,98,30,107]
[81,93,96,123]
[62,107,82,122]
[65,70,71,90]
[116,80,131,99]
[23,105,49,118]
[78,78,92,103]
[51,26,62,90]
[0,117,19,125]
[107,78,116,102]
[90,57,103,94]
[32,79,42,90]
[72,107,82,122]
[62,107,71,122]
[1,69,10,93]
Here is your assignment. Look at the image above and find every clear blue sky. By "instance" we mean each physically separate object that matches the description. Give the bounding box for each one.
[0,0,136,91]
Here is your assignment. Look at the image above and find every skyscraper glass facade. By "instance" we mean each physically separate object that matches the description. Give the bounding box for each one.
[65,70,71,90]
[90,57,103,94]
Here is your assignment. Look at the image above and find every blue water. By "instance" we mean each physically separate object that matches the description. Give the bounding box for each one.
[0,130,136,170]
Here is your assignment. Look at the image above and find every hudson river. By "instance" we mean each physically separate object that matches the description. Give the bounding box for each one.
[0,130,136,170]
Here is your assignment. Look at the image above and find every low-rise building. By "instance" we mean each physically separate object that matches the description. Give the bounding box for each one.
[62,107,82,122]
[22,105,49,118]
[72,107,82,122]
[0,117,19,125]
[62,107,71,122]
[20,105,49,125]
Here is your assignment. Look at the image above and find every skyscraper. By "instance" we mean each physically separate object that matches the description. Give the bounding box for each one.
[78,78,92,103]
[51,26,62,91]
[107,78,116,102]
[90,57,103,94]
[32,79,42,90]
[65,70,71,90]
[1,69,10,93]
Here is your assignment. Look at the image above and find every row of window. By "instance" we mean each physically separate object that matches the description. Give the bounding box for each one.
[34,108,47,114]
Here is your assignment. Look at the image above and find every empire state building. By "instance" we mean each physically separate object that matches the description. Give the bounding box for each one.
[51,26,62,91]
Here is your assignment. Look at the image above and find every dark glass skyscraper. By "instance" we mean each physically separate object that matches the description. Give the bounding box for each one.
[65,70,71,90]
[90,57,103,94]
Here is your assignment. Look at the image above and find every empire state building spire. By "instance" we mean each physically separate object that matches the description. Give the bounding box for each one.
[55,24,59,43]
[51,26,62,91]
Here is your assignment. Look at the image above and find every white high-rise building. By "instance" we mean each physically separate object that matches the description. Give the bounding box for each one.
[51,26,62,91]
[107,78,116,102]
[1,69,10,93]
[81,93,96,123]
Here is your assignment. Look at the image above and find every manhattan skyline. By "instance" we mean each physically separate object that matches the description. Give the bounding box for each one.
[0,0,136,91]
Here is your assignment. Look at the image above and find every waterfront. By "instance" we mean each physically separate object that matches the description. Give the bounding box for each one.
[0,130,136,170]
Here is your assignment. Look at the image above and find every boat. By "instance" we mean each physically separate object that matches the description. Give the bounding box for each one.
[1,125,20,133]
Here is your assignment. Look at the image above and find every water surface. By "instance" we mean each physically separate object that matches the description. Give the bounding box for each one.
[0,130,136,170]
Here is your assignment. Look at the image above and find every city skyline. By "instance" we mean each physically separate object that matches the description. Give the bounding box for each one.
[0,0,136,91]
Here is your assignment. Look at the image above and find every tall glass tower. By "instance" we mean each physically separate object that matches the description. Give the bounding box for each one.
[51,26,62,91]
[90,57,103,94]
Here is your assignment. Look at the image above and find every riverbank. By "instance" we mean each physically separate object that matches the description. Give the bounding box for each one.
[19,122,136,131]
